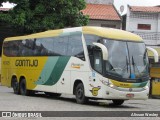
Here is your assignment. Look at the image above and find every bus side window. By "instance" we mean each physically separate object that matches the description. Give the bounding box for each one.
[68,34,85,61]
[93,49,103,73]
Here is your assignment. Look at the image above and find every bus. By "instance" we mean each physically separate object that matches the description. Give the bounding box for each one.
[148,49,160,97]
[1,26,159,105]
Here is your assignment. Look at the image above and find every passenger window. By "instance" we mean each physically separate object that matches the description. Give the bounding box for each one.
[68,34,85,60]
[53,36,68,56]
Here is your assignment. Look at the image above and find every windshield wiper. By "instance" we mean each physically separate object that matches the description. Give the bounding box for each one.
[132,56,140,74]
[126,56,129,72]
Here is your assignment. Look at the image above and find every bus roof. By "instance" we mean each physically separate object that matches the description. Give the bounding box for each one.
[4,26,143,42]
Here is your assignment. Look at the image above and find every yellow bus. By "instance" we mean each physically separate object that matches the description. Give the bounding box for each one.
[148,49,160,97]
[1,26,159,105]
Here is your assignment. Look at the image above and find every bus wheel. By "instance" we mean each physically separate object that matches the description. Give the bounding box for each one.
[19,78,30,96]
[11,77,19,94]
[112,100,124,106]
[45,92,61,97]
[75,83,88,104]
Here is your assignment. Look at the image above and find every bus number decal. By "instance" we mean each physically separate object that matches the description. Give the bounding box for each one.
[15,59,38,67]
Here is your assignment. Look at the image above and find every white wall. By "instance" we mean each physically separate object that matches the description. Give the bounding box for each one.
[126,6,160,46]
[126,11,158,32]
[158,13,160,32]
[88,20,121,29]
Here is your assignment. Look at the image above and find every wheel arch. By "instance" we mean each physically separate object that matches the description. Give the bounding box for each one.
[73,79,84,95]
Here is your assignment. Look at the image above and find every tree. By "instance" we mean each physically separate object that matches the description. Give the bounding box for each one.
[0,0,89,34]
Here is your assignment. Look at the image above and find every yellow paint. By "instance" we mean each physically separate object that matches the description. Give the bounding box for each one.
[150,68,160,78]
[152,80,160,96]
[150,67,160,96]
[91,87,100,96]
[82,26,143,42]
[110,79,133,88]
[1,55,48,90]
[71,66,80,69]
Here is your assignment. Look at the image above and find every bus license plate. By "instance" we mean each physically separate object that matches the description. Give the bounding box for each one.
[126,94,134,99]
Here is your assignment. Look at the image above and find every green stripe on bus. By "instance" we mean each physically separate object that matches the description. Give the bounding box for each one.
[35,57,59,85]
[132,81,148,88]
[43,56,70,85]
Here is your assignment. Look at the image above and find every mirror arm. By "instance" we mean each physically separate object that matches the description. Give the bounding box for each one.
[93,42,108,60]
[147,47,159,63]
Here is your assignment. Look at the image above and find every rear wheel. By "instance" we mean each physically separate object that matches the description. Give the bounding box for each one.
[11,77,19,94]
[75,83,88,104]
[19,78,31,96]
[112,100,124,106]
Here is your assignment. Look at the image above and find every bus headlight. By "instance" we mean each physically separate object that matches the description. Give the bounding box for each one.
[100,80,116,89]
[100,80,109,86]
[143,85,149,90]
[143,82,150,90]
[109,84,114,88]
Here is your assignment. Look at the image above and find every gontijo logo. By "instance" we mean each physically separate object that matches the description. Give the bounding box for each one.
[71,63,84,69]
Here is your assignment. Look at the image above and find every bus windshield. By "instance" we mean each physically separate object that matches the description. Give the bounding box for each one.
[103,39,149,81]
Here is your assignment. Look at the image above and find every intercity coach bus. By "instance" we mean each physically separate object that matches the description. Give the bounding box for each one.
[1,26,159,105]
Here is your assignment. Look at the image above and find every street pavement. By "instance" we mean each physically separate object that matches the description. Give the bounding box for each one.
[0,85,160,120]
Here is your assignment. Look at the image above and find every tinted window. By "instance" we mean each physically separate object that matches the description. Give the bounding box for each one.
[3,33,85,61]
[54,36,69,56]
[68,34,84,60]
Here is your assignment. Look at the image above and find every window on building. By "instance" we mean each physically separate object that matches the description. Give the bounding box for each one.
[101,24,116,28]
[137,24,151,30]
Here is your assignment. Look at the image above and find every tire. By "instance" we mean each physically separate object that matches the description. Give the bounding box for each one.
[75,83,88,104]
[45,92,61,97]
[11,77,19,94]
[112,100,124,106]
[19,78,30,96]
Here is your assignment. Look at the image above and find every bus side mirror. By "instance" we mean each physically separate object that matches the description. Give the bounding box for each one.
[147,47,159,63]
[93,42,108,60]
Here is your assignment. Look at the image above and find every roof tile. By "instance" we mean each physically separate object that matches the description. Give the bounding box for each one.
[130,6,160,13]
[82,4,121,21]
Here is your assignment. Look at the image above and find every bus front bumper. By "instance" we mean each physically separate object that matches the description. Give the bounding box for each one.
[102,86,149,100]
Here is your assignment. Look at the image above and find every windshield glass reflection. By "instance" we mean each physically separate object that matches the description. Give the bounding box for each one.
[103,39,149,79]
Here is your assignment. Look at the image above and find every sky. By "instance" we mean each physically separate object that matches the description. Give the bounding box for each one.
[114,0,160,15]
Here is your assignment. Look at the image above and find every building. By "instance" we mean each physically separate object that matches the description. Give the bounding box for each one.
[82,4,122,29]
[126,5,160,46]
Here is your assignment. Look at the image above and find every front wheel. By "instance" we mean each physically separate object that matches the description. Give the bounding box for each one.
[75,83,88,104]
[112,100,124,106]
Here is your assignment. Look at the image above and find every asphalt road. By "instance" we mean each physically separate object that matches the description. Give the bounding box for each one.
[0,85,160,120]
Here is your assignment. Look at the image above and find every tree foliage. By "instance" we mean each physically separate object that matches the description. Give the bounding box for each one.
[0,0,89,33]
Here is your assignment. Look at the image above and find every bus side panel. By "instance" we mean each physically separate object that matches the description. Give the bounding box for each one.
[57,71,71,94]
[1,56,11,87]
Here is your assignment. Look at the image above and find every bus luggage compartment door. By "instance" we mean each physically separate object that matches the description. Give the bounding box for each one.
[152,78,160,96]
